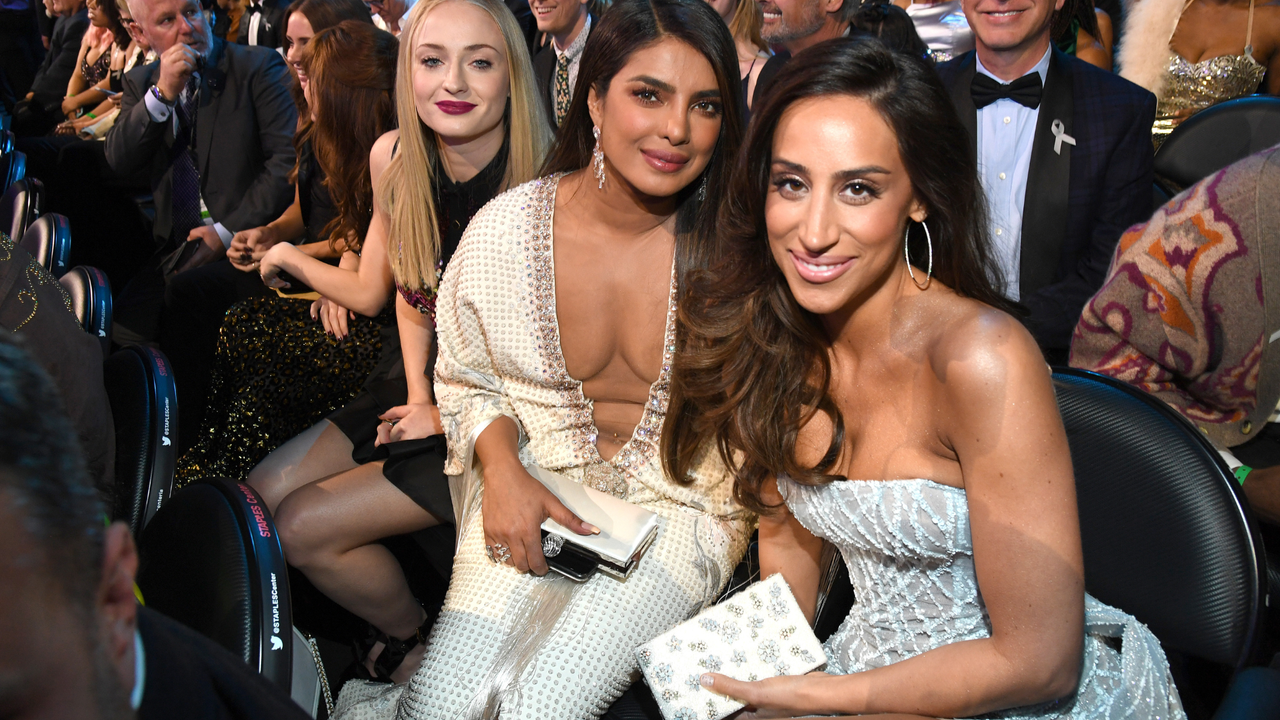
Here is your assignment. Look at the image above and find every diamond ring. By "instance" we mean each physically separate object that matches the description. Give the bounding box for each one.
[485,543,511,565]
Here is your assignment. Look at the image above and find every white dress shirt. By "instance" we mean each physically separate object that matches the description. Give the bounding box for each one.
[975,47,1051,301]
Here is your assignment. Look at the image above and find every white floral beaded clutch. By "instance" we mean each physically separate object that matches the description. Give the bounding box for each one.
[634,574,827,720]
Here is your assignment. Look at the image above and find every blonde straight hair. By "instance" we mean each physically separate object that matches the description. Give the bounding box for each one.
[728,0,766,54]
[380,0,552,292]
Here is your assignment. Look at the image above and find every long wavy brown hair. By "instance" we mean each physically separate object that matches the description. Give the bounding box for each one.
[662,38,1012,514]
[301,20,398,252]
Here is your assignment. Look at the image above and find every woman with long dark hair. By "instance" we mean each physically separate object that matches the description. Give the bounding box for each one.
[177,20,399,481]
[667,39,1184,719]
[333,0,751,716]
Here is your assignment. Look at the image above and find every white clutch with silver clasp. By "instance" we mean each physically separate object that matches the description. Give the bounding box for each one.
[635,574,827,720]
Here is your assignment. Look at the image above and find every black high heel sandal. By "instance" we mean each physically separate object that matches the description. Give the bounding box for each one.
[354,606,437,684]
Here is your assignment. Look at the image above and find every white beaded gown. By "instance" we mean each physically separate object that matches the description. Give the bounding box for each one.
[780,476,1186,719]
[332,175,752,720]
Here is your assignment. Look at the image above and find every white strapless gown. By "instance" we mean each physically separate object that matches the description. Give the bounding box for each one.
[780,476,1186,719]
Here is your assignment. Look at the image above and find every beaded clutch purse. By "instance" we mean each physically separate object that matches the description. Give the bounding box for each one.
[634,574,827,720]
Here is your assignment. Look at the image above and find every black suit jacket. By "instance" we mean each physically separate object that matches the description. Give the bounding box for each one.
[532,15,594,132]
[29,8,88,107]
[936,49,1156,359]
[105,38,297,247]
[136,607,312,720]
[236,0,288,50]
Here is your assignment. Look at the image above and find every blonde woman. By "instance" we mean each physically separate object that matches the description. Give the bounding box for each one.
[250,0,550,685]
[704,0,770,107]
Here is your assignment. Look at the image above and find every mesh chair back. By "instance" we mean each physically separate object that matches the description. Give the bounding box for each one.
[1053,368,1267,669]
[19,212,71,277]
[1,175,39,243]
[104,345,177,536]
[136,479,295,691]
[1155,96,1280,193]
[58,265,112,355]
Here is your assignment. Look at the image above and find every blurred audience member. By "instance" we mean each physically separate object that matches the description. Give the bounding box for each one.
[703,0,770,111]
[237,0,285,48]
[11,0,88,136]
[1052,0,1112,70]
[281,0,375,89]
[0,232,113,497]
[105,0,296,448]
[368,0,407,34]
[0,0,47,110]
[1073,145,1280,525]
[249,0,550,687]
[936,0,1155,363]
[894,0,972,62]
[59,0,127,121]
[177,20,398,482]
[1119,0,1279,147]
[0,333,312,720]
[530,0,594,129]
[211,0,244,40]
[853,0,929,59]
[751,0,853,108]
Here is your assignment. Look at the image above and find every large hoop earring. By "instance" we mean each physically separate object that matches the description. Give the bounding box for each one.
[592,126,605,189]
[904,219,933,290]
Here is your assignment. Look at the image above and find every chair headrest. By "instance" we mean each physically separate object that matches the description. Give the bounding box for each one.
[104,345,178,537]
[19,213,71,278]
[1,175,40,245]
[1155,96,1280,189]
[1053,368,1267,669]
[57,266,112,355]
[135,479,294,690]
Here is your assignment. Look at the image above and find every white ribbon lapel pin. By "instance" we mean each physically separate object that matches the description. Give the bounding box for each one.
[1052,119,1076,155]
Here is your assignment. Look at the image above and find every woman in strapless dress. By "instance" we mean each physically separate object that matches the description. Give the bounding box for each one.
[664,38,1186,719]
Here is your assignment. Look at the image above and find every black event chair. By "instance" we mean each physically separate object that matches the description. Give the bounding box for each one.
[136,478,329,717]
[104,344,178,537]
[1155,95,1280,196]
[58,265,112,356]
[18,212,71,277]
[0,130,12,157]
[0,149,23,190]
[0,175,40,242]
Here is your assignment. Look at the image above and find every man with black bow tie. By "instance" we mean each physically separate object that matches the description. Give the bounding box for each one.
[236,0,285,50]
[105,0,295,448]
[936,0,1155,364]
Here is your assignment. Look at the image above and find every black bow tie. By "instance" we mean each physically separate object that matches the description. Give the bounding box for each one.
[971,72,1043,110]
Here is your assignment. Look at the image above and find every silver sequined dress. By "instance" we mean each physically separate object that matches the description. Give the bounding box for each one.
[781,476,1186,719]
[332,175,752,720]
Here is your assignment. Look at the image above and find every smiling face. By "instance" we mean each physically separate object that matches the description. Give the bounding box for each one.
[759,0,826,46]
[527,0,587,39]
[587,38,724,201]
[766,94,926,317]
[412,0,510,144]
[284,12,315,80]
[963,0,1062,56]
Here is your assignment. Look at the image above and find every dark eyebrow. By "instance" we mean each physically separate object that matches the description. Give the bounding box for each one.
[419,43,500,53]
[772,160,891,178]
[628,75,721,101]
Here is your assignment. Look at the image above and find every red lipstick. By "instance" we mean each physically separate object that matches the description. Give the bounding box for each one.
[436,101,477,115]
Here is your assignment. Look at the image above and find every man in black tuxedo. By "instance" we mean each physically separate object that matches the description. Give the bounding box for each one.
[237,0,285,49]
[935,0,1155,364]
[10,0,87,136]
[0,335,312,720]
[530,0,593,131]
[106,0,294,447]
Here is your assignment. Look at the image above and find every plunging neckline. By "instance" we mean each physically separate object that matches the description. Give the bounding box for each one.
[542,173,680,468]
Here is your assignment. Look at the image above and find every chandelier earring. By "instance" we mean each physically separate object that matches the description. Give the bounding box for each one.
[904,218,933,290]
[592,126,606,189]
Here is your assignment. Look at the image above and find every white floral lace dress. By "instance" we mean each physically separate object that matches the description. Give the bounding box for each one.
[332,175,752,720]
[780,476,1186,720]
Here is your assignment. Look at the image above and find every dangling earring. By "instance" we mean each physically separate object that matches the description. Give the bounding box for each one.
[592,126,606,189]
[697,176,707,202]
[904,218,933,290]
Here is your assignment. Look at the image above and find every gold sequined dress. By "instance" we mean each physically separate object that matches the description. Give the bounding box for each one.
[332,175,753,719]
[1152,0,1267,147]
